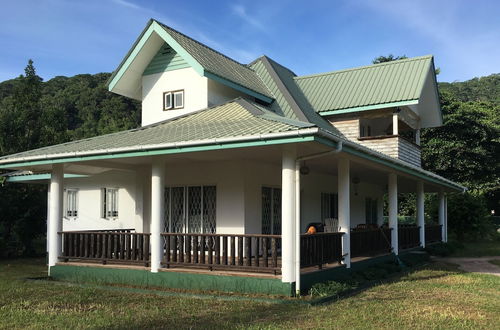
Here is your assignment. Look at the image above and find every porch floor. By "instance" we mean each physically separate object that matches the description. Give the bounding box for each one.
[57,252,393,279]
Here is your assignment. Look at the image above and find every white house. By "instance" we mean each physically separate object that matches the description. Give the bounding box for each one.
[0,19,464,296]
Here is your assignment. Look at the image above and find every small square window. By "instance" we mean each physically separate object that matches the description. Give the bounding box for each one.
[164,90,184,110]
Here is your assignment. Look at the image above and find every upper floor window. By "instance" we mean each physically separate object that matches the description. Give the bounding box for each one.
[65,189,78,218]
[163,90,184,110]
[102,188,119,219]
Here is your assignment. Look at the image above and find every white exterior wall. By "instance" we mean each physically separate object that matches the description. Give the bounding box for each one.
[62,171,142,232]
[207,79,247,107]
[141,67,208,126]
[60,161,385,234]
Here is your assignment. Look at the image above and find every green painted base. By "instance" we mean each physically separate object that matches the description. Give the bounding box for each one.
[50,265,294,296]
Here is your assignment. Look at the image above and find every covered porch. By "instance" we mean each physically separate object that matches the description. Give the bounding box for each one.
[7,139,453,294]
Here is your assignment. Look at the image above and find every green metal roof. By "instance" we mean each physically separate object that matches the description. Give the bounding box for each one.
[0,99,313,164]
[294,55,434,114]
[250,56,344,136]
[155,21,273,100]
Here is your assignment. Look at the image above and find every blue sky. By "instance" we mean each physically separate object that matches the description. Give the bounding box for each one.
[0,0,499,83]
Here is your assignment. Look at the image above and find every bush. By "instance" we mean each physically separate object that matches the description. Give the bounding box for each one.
[309,281,354,298]
[425,242,457,257]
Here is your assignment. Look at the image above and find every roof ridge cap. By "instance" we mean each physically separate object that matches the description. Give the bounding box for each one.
[295,55,434,80]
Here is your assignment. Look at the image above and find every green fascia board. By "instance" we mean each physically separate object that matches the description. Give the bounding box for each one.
[314,136,463,191]
[6,173,87,183]
[204,72,273,104]
[108,20,205,92]
[0,135,316,169]
[318,100,419,117]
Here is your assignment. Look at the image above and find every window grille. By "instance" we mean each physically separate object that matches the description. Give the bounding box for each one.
[65,189,78,218]
[262,187,281,235]
[321,192,338,224]
[102,188,119,219]
[164,185,216,234]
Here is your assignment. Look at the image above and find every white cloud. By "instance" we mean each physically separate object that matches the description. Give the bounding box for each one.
[231,4,265,31]
[110,0,142,10]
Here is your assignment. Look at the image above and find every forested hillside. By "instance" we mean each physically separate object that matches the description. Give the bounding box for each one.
[0,61,498,256]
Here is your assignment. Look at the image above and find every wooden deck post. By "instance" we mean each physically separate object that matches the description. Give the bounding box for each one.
[48,164,64,272]
[416,181,425,248]
[281,146,296,283]
[388,173,398,255]
[338,158,351,268]
[150,158,165,273]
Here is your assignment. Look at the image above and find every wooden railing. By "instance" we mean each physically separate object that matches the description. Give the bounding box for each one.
[160,233,281,274]
[350,228,392,258]
[60,231,151,266]
[300,232,344,269]
[425,224,442,243]
[398,225,421,250]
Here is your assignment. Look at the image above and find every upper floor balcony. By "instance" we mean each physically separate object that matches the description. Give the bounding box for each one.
[329,108,422,167]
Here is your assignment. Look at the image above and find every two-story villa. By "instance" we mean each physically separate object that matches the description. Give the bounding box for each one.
[0,19,465,296]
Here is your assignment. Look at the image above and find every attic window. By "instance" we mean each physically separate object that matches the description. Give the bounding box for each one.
[164,90,184,110]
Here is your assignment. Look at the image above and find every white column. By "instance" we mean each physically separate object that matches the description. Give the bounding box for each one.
[388,173,398,255]
[415,129,421,146]
[438,191,446,242]
[377,195,384,227]
[46,184,51,257]
[281,146,296,283]
[392,113,399,135]
[416,181,425,248]
[338,158,351,268]
[48,164,63,270]
[444,196,448,242]
[150,158,165,273]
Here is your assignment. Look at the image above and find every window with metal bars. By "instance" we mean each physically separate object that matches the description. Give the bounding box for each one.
[164,185,216,233]
[65,189,78,218]
[321,192,338,224]
[262,187,281,235]
[101,188,119,219]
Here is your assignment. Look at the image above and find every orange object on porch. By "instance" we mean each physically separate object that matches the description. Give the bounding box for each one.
[306,226,317,234]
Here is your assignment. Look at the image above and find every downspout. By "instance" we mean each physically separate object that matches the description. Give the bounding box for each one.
[294,141,343,296]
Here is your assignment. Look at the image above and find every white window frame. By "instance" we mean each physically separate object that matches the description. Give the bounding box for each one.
[101,188,119,220]
[64,188,79,219]
[163,90,184,110]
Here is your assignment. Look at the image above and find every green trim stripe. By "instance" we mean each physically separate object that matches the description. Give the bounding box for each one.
[319,100,419,117]
[6,173,87,183]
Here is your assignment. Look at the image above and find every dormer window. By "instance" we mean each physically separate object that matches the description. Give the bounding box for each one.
[164,90,184,110]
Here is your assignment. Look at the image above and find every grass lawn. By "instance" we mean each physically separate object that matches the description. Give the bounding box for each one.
[0,259,499,329]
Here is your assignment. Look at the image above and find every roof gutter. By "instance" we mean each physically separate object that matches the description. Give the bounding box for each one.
[0,128,321,167]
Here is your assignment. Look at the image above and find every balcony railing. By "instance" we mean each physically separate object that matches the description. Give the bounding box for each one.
[60,231,151,266]
[398,225,421,250]
[350,227,392,258]
[425,224,442,244]
[161,233,281,274]
[300,232,344,269]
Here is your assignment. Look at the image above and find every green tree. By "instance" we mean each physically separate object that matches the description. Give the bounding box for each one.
[372,54,408,64]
